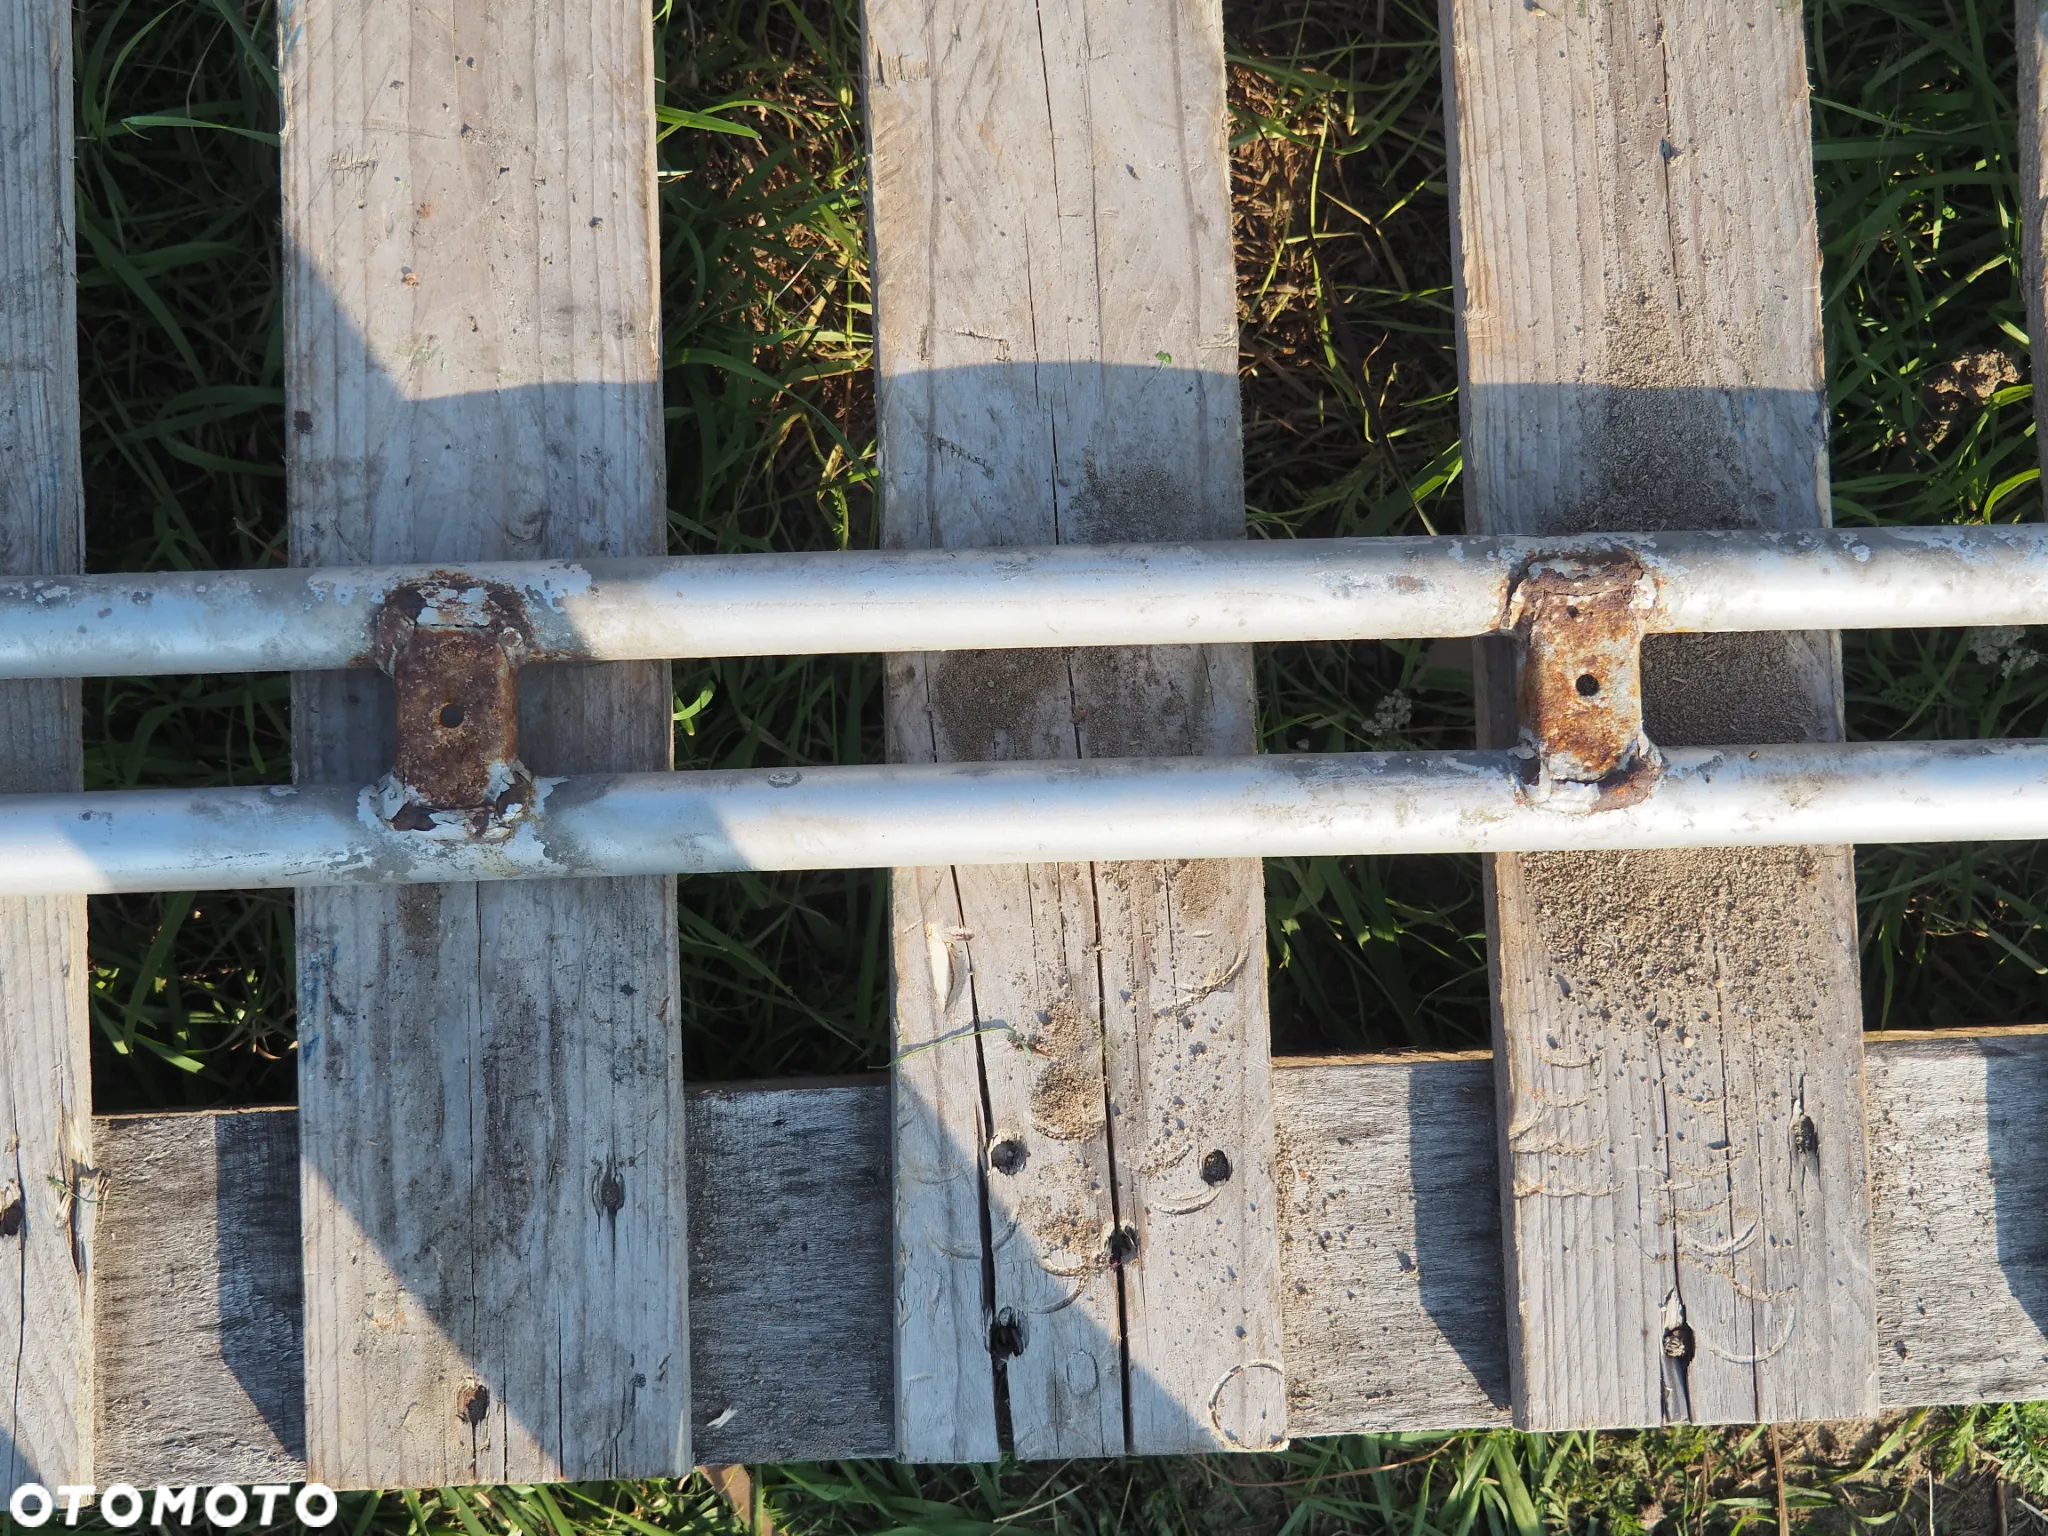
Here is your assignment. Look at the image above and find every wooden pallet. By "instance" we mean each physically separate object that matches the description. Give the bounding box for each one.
[7,0,2048,1491]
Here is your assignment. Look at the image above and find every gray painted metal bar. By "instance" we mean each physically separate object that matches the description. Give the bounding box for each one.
[6,736,2048,894]
[4,524,2047,679]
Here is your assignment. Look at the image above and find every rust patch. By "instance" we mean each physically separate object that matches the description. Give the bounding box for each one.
[391,627,520,807]
[1508,552,1662,805]
[375,577,536,827]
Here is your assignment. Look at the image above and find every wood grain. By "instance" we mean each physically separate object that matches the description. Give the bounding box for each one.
[1442,0,1877,1428]
[1868,1028,2048,1406]
[2025,0,2048,448]
[1275,1058,1508,1432]
[0,0,94,1493]
[279,0,687,1486]
[94,1111,304,1485]
[688,1083,894,1464]
[88,1032,2048,1480]
[865,0,1282,1459]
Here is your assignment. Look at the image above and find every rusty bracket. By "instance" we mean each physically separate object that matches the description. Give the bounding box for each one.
[1505,552,1663,810]
[371,578,536,836]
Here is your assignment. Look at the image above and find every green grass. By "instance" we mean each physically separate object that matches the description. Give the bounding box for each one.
[48,1406,2048,1533]
[58,0,2048,1527]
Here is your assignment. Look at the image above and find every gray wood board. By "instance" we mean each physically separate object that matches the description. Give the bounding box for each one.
[280,0,686,1486]
[92,1032,2048,1480]
[865,0,1281,1459]
[687,1083,895,1463]
[0,0,94,1492]
[2023,0,2048,444]
[1441,0,1876,1428]
[94,1111,305,1486]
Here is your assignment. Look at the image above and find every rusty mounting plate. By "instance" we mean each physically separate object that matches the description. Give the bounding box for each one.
[1506,552,1662,807]
[374,578,535,831]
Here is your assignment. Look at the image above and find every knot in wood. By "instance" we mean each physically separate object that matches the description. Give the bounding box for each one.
[374,577,536,827]
[1506,553,1663,808]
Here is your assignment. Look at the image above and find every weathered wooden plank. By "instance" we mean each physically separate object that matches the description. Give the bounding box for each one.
[0,0,94,1493]
[1442,0,1877,1428]
[279,0,686,1487]
[687,1083,894,1464]
[89,1032,2048,1480]
[2025,0,2048,448]
[93,1111,304,1485]
[1868,1027,2048,1406]
[866,0,1281,1459]
[1276,1056,1508,1434]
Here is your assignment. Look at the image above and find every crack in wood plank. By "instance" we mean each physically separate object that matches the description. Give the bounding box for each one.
[870,0,1282,1460]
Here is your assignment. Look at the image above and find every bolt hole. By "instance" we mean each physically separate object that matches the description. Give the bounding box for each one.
[1793,1114,1819,1156]
[1105,1223,1140,1268]
[989,1309,1025,1359]
[988,1137,1027,1176]
[1200,1149,1233,1185]
[1575,673,1600,697]
[1661,1324,1696,1363]
[438,702,466,728]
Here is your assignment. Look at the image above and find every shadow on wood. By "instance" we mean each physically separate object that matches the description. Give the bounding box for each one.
[283,227,685,1483]
[90,1034,2048,1478]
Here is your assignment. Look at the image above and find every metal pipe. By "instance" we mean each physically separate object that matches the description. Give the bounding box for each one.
[3,524,2045,680]
[8,737,2046,895]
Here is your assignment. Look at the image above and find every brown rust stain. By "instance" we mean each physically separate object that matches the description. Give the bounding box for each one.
[390,627,521,809]
[1509,552,1657,794]
[376,577,535,816]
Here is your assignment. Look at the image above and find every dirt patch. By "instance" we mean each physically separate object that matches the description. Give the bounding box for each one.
[1166,859,1229,922]
[1924,348,2019,444]
[1519,844,1848,1044]
[1642,631,1840,747]
[927,648,1072,761]
[1069,643,1240,757]
[1021,996,1106,1143]
[1064,459,1200,544]
[1015,1191,1110,1271]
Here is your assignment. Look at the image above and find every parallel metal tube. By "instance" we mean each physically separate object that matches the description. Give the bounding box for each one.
[8,737,2045,895]
[3,524,2045,679]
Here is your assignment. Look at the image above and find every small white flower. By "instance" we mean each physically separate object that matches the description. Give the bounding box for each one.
[1969,626,2040,679]
[1368,691,1414,744]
